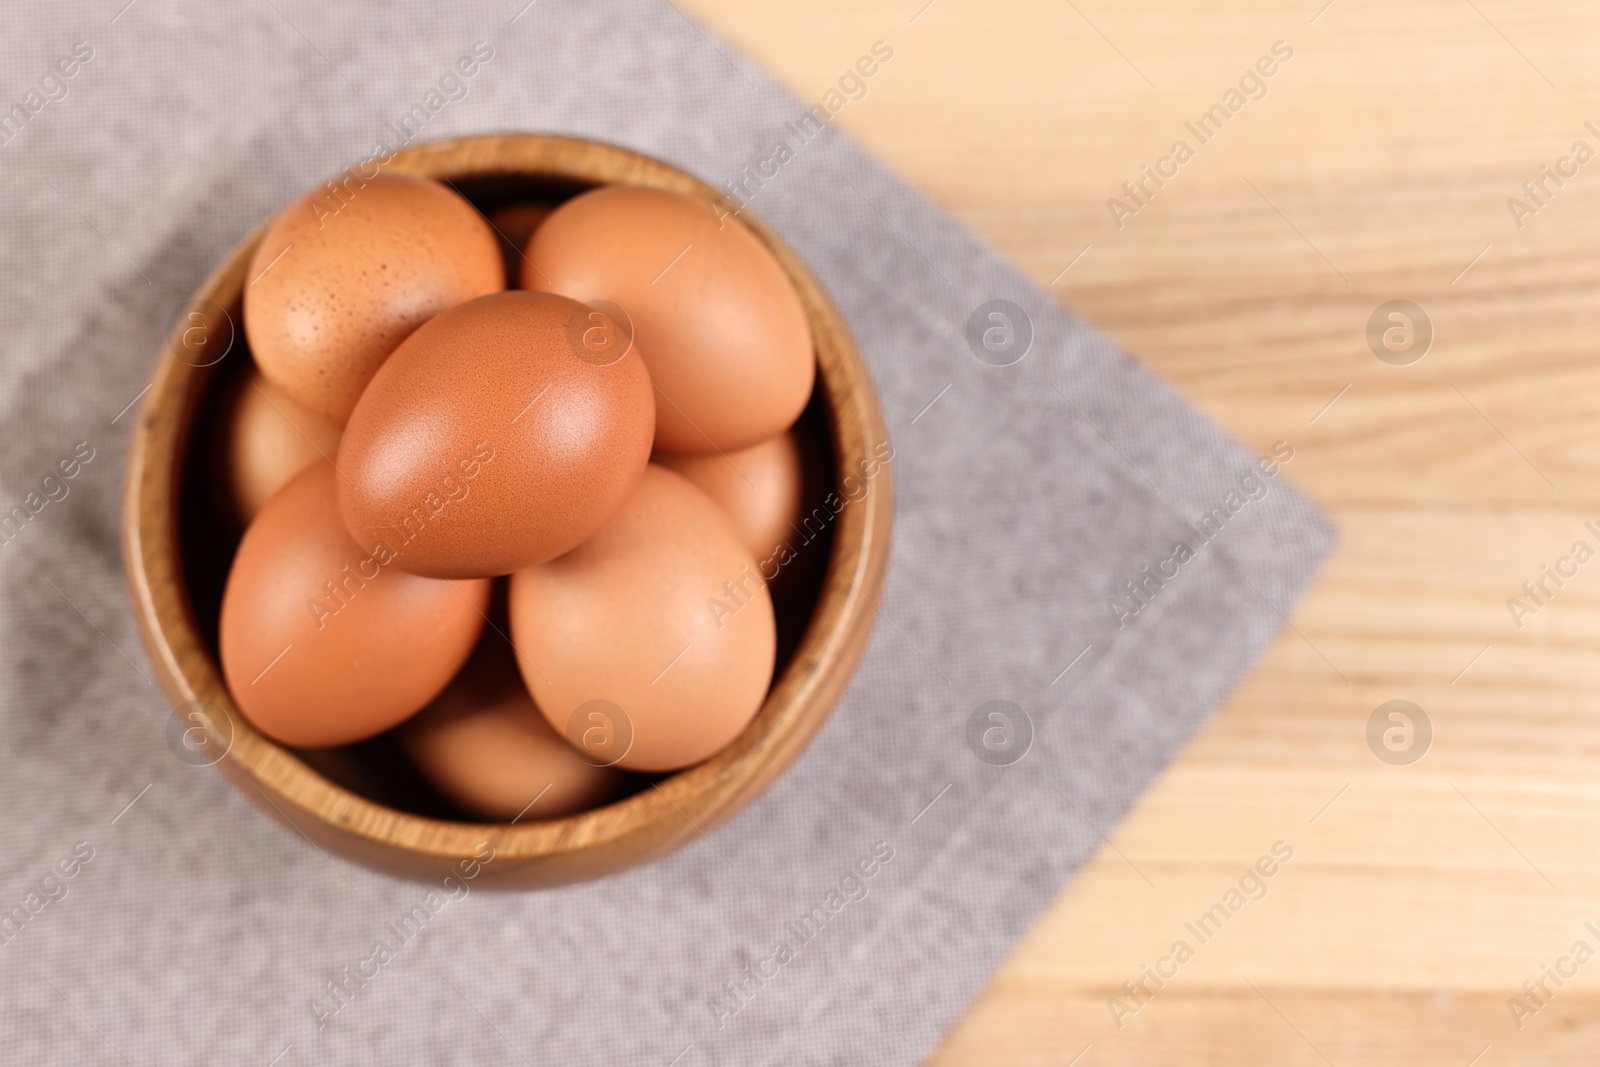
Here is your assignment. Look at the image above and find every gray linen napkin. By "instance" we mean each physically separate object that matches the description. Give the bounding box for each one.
[0,1,1332,1063]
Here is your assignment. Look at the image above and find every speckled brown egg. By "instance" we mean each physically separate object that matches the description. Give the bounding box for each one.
[397,632,622,821]
[508,465,776,772]
[336,291,656,579]
[216,365,342,526]
[244,173,503,425]
[219,461,491,748]
[522,185,814,454]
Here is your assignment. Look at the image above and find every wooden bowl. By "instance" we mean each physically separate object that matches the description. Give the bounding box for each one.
[122,134,892,887]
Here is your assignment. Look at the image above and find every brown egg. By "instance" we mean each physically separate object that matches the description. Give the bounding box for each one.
[655,431,804,563]
[244,173,503,426]
[337,291,656,579]
[523,185,814,454]
[219,462,491,748]
[508,465,776,772]
[217,365,343,525]
[486,202,552,288]
[397,631,622,820]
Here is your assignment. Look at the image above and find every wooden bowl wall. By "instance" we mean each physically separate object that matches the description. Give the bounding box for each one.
[121,134,892,888]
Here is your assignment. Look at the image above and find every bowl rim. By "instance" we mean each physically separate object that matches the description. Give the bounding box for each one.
[121,132,893,884]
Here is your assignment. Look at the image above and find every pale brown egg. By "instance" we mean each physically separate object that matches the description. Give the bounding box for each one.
[244,173,503,426]
[397,631,622,821]
[508,465,776,772]
[655,431,804,564]
[522,185,814,454]
[219,462,491,748]
[486,202,552,288]
[336,291,656,580]
[217,365,342,525]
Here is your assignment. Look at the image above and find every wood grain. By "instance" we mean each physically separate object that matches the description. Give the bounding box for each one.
[679,0,1600,1061]
[121,134,893,888]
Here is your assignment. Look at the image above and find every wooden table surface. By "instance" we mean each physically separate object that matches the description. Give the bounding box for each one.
[682,1,1600,1062]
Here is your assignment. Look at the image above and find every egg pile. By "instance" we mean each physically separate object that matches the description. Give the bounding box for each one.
[215,174,819,821]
